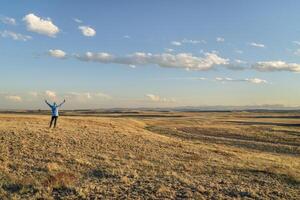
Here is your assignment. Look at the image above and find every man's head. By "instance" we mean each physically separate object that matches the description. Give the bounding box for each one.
[53,102,57,106]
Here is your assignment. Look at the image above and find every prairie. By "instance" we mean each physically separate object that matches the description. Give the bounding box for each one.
[0,111,299,199]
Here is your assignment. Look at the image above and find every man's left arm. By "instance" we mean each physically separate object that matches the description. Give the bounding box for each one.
[57,99,66,107]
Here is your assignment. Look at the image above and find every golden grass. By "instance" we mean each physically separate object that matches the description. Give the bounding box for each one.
[0,112,299,199]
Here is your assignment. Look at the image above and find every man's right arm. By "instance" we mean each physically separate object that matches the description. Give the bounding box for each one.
[45,100,51,107]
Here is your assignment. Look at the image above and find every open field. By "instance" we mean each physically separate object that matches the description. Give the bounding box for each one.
[0,111,299,199]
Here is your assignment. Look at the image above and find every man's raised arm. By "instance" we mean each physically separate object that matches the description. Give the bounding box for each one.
[57,99,66,107]
[45,100,51,107]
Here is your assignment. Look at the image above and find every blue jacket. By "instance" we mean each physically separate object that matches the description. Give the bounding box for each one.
[45,101,65,116]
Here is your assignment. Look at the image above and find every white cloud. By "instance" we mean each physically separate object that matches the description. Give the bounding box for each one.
[66,92,110,102]
[246,78,268,84]
[5,95,22,102]
[182,38,205,44]
[67,92,92,101]
[216,37,225,42]
[165,48,174,53]
[215,77,267,84]
[249,42,265,48]
[45,90,56,99]
[293,41,300,46]
[0,30,32,41]
[123,35,130,39]
[189,77,207,80]
[0,16,16,25]
[74,18,83,23]
[171,41,182,46]
[146,94,175,103]
[215,77,234,82]
[23,13,59,37]
[129,65,136,68]
[294,49,300,56]
[146,94,160,102]
[49,49,67,59]
[234,59,247,64]
[78,52,113,62]
[156,77,207,81]
[252,61,300,72]
[171,39,205,46]
[78,26,96,37]
[76,51,229,71]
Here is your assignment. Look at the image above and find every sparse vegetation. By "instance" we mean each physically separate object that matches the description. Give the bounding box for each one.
[0,112,299,199]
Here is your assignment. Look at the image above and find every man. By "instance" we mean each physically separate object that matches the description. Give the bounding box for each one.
[45,99,66,128]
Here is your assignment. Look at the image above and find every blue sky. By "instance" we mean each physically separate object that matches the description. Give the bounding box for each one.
[1,0,300,109]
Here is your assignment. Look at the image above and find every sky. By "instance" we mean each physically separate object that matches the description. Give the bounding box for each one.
[1,0,300,109]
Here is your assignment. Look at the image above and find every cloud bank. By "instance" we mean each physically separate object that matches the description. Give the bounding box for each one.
[49,49,300,73]
[252,61,300,72]
[76,52,229,71]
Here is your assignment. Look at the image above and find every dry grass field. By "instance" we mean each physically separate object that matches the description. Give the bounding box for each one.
[0,111,299,199]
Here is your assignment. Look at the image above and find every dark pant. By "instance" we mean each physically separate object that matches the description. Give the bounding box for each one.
[50,116,58,128]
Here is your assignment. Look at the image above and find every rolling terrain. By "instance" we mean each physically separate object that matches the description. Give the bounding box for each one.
[0,111,299,199]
